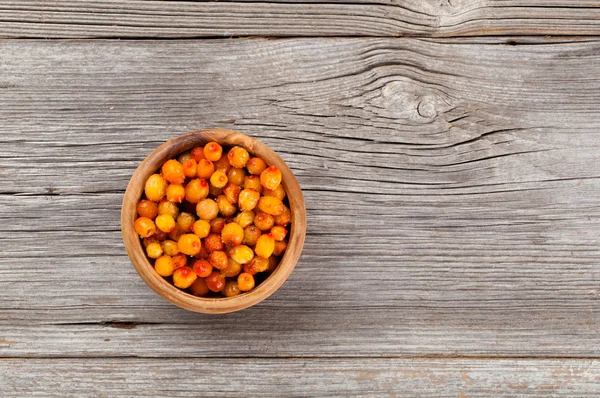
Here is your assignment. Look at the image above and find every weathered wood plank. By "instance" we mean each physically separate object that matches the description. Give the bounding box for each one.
[0,38,599,358]
[2,358,599,397]
[1,1,600,38]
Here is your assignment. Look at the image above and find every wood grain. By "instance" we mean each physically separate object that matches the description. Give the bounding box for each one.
[0,38,599,361]
[1,1,600,38]
[2,358,599,397]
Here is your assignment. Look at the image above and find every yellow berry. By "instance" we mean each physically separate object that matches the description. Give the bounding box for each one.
[196,199,219,220]
[144,174,167,202]
[161,240,179,256]
[221,222,244,246]
[217,195,237,217]
[185,179,209,204]
[234,211,255,228]
[243,175,263,193]
[255,234,275,258]
[134,217,156,238]
[237,272,255,292]
[227,146,250,168]
[260,166,282,191]
[178,151,192,163]
[210,170,228,189]
[222,257,242,277]
[145,242,163,259]
[223,281,241,297]
[229,245,254,264]
[238,188,260,212]
[176,212,196,233]
[173,266,197,289]
[192,219,211,238]
[223,183,241,204]
[157,199,179,219]
[155,255,175,277]
[178,234,201,256]
[263,184,286,201]
[155,214,176,233]
[227,167,246,186]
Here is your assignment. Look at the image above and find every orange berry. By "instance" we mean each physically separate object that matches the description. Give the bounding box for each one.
[176,212,196,233]
[263,185,286,201]
[190,146,206,162]
[182,159,198,178]
[229,245,254,264]
[210,170,228,189]
[196,198,219,220]
[166,184,185,203]
[234,211,255,228]
[134,217,156,238]
[209,217,226,234]
[203,233,224,252]
[254,212,275,231]
[157,199,179,219]
[197,159,215,179]
[162,159,185,185]
[222,257,242,277]
[223,281,241,297]
[227,167,246,186]
[247,157,267,176]
[243,175,263,193]
[237,272,255,292]
[185,179,209,204]
[213,155,231,173]
[205,271,226,292]
[152,229,168,241]
[192,219,211,238]
[137,200,158,219]
[155,255,175,277]
[172,253,188,269]
[270,225,288,241]
[173,266,197,289]
[273,240,287,256]
[258,196,285,216]
[274,206,291,227]
[203,142,223,162]
[221,222,244,246]
[178,234,201,256]
[238,188,260,212]
[267,255,279,272]
[145,242,163,259]
[255,234,275,258]
[260,166,282,191]
[244,256,269,275]
[161,240,179,256]
[168,225,184,241]
[227,146,250,168]
[178,151,192,163]
[144,174,167,202]
[155,214,176,233]
[189,278,209,296]
[243,225,262,246]
[217,195,237,217]
[223,183,241,204]
[192,259,213,278]
[208,250,229,270]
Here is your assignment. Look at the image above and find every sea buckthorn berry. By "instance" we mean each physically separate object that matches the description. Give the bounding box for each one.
[190,146,205,162]
[158,199,179,219]
[273,240,287,256]
[168,225,184,241]
[221,222,244,246]
[192,219,210,238]
[260,166,282,190]
[192,259,213,278]
[196,159,215,179]
[195,244,209,259]
[267,256,279,272]
[134,217,156,238]
[244,256,269,275]
[274,206,291,227]
[222,258,242,277]
[238,188,260,212]
[155,214,176,233]
[243,225,262,246]
[178,234,201,256]
[247,157,267,176]
[227,146,250,168]
[178,151,192,163]
[161,240,179,256]
[217,195,237,217]
[161,159,185,185]
[209,217,226,234]
[204,233,224,252]
[189,278,209,296]
[270,226,288,241]
[152,229,168,241]
[255,234,275,258]
[223,281,241,297]
[208,250,229,270]
[205,271,226,292]
[210,171,228,189]
[155,255,175,277]
[146,242,163,259]
[196,198,219,220]
[144,174,167,202]
[237,273,255,292]
[173,266,197,289]
[137,200,158,219]
[166,184,185,203]
[176,212,195,233]
[209,184,223,198]
[243,175,263,193]
[263,184,286,201]
[182,159,198,178]
[204,142,223,161]
[185,179,209,204]
[258,196,285,216]
[223,183,241,204]
[227,167,246,186]
[213,155,231,173]
[172,253,188,269]
[230,245,254,264]
[234,211,255,228]
[254,212,275,231]
[143,236,158,248]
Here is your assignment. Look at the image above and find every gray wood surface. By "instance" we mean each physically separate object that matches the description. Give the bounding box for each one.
[2,358,599,397]
[1,12,600,398]
[1,0,600,38]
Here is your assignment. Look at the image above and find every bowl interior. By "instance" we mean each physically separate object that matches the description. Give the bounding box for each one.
[121,129,306,313]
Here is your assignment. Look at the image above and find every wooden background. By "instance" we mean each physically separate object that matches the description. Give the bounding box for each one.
[1,1,599,396]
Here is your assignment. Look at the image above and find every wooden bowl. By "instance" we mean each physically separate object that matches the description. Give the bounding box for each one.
[121,129,306,314]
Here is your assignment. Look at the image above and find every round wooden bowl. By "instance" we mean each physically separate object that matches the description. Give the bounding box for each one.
[121,129,306,314]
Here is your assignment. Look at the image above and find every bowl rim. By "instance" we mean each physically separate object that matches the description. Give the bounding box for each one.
[121,128,306,314]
